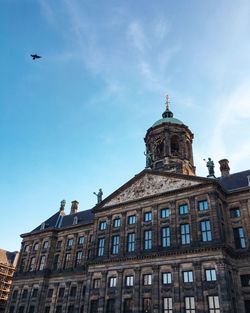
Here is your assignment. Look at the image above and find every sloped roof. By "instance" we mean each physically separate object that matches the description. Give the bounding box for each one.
[0,249,18,266]
[217,170,250,192]
[31,209,94,233]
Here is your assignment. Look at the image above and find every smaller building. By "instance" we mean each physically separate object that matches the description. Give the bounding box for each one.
[0,249,19,313]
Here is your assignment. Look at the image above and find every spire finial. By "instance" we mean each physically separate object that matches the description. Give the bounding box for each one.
[165,95,170,110]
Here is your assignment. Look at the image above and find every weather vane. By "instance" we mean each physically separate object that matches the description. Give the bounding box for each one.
[165,95,170,110]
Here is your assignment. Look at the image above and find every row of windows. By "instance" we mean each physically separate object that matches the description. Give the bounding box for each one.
[23,236,85,254]
[9,295,220,313]
[88,296,220,313]
[98,200,210,230]
[93,269,217,289]
[98,221,213,256]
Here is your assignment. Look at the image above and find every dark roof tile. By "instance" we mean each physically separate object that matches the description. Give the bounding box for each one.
[217,170,250,191]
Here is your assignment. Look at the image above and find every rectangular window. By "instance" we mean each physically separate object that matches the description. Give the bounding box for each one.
[233,227,246,248]
[205,269,216,281]
[47,289,53,298]
[106,299,115,313]
[183,271,193,283]
[181,224,190,245]
[128,215,136,224]
[208,296,220,313]
[163,297,173,313]
[162,272,172,284]
[67,306,74,313]
[127,233,135,252]
[144,230,152,250]
[93,278,101,289]
[18,307,25,313]
[99,221,107,230]
[230,208,240,218]
[56,240,62,249]
[143,298,151,313]
[201,220,212,241]
[124,299,133,313]
[55,306,62,313]
[67,238,73,247]
[126,276,134,286]
[179,204,188,215]
[39,256,46,270]
[162,227,170,248]
[113,217,121,228]
[143,274,152,285]
[29,257,36,272]
[28,306,35,313]
[109,277,117,287]
[97,238,105,256]
[90,300,98,313]
[185,297,195,313]
[44,307,50,313]
[53,254,59,270]
[240,274,250,287]
[78,236,84,245]
[32,288,38,297]
[64,253,71,268]
[111,235,120,254]
[58,287,65,298]
[12,290,18,300]
[144,212,152,222]
[43,241,49,249]
[75,251,83,266]
[70,286,77,297]
[22,289,28,299]
[161,208,170,218]
[198,200,208,211]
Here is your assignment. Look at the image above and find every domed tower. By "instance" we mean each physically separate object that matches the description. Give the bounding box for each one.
[144,96,196,176]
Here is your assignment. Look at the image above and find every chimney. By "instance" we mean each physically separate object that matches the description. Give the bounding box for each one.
[59,200,66,216]
[70,200,79,214]
[219,159,230,177]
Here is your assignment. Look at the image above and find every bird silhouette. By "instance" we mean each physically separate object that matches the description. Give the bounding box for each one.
[30,54,42,60]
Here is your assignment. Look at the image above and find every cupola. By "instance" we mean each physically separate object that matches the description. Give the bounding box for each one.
[144,96,196,175]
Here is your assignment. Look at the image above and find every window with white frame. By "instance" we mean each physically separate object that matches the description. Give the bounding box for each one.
[67,238,73,247]
[78,236,84,245]
[162,227,170,248]
[127,233,135,252]
[143,274,152,285]
[205,269,216,281]
[198,200,208,211]
[113,217,121,228]
[201,220,212,241]
[29,257,36,272]
[161,208,170,218]
[183,271,193,283]
[233,227,246,248]
[39,256,46,271]
[179,204,188,215]
[162,272,172,284]
[163,297,173,313]
[125,275,134,286]
[109,277,117,287]
[43,241,49,249]
[97,238,105,256]
[208,296,220,313]
[185,297,195,313]
[128,215,136,225]
[111,235,120,254]
[99,221,107,231]
[144,212,152,222]
[144,230,152,250]
[181,224,190,245]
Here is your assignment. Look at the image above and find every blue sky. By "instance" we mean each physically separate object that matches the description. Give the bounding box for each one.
[1,0,250,251]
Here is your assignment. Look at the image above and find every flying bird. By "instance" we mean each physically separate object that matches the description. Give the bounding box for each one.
[30,54,42,60]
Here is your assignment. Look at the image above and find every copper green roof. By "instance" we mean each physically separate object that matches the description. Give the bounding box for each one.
[152,117,183,127]
[152,107,184,127]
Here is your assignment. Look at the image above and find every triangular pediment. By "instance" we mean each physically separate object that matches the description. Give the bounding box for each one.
[102,171,206,208]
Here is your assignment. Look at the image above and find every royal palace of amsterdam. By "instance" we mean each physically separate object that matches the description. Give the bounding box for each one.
[5,100,250,313]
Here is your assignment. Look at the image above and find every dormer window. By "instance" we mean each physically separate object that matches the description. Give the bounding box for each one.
[73,216,78,225]
[247,175,250,187]
[40,222,45,230]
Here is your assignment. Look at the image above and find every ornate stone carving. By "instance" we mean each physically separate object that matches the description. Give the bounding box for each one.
[103,173,199,207]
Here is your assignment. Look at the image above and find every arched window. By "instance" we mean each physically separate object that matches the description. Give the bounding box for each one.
[171,135,179,155]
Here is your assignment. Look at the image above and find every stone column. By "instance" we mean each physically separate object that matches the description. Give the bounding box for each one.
[152,265,160,313]
[134,267,141,313]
